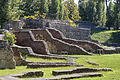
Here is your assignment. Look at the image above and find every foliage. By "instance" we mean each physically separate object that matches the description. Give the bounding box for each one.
[113,0,120,30]
[68,20,77,27]
[64,0,81,21]
[0,0,23,27]
[24,11,47,19]
[3,32,16,46]
[7,0,23,22]
[79,0,106,27]
[49,0,60,19]
[20,0,35,16]
[106,0,114,29]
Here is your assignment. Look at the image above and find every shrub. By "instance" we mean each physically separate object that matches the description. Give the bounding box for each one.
[3,32,16,46]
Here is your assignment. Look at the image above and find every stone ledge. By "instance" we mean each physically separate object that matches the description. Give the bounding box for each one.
[86,58,99,65]
[52,67,112,76]
[13,71,43,78]
[28,73,103,80]
[27,62,83,68]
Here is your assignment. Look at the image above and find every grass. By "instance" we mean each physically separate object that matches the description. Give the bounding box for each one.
[91,30,120,43]
[26,57,66,62]
[0,54,120,80]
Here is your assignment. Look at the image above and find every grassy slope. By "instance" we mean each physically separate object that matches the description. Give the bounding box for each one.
[91,30,120,43]
[0,54,120,80]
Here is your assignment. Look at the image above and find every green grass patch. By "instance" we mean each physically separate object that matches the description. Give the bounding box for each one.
[91,30,120,43]
[0,54,120,80]
[26,57,66,62]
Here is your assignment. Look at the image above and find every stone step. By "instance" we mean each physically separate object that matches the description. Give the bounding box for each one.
[12,71,43,78]
[53,67,112,76]
[27,62,83,68]
[86,58,99,65]
[27,73,103,80]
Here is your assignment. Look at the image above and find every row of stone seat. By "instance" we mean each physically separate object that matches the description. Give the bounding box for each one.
[28,73,103,80]
[27,62,83,68]
[52,67,112,76]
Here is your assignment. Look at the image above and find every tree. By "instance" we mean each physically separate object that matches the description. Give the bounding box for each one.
[3,32,16,46]
[78,0,89,21]
[96,0,106,27]
[64,0,80,21]
[113,0,120,30]
[20,0,34,16]
[86,0,97,22]
[106,0,114,29]
[38,0,49,14]
[59,0,64,19]
[0,0,22,28]
[0,0,8,27]
[7,0,23,22]
[49,0,60,19]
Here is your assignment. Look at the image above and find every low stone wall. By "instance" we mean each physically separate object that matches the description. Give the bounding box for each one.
[29,73,103,80]
[15,71,43,78]
[14,31,49,55]
[52,67,112,76]
[0,40,16,69]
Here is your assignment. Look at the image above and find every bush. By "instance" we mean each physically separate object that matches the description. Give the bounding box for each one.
[3,32,16,46]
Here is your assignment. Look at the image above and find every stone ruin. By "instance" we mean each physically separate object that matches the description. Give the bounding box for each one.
[0,19,116,80]
[3,18,91,40]
[0,19,117,69]
[0,40,16,69]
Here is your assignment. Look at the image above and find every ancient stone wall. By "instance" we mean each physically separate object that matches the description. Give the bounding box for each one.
[14,29,90,55]
[31,29,90,55]
[48,29,103,53]
[14,29,116,54]
[3,19,91,40]
[24,19,91,40]
[14,31,49,55]
[0,40,16,69]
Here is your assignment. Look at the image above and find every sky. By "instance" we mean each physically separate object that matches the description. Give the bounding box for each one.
[74,0,79,5]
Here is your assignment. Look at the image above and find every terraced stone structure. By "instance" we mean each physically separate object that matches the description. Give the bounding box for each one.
[14,28,116,55]
[3,19,91,40]
[14,29,105,55]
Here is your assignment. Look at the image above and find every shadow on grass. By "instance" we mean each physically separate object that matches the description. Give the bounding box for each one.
[105,31,120,44]
[91,30,106,35]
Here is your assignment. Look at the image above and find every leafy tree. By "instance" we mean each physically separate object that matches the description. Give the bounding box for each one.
[96,0,106,27]
[49,0,60,19]
[64,0,80,21]
[0,0,22,28]
[79,0,106,27]
[59,0,64,19]
[78,0,89,21]
[113,0,120,30]
[7,0,23,22]
[0,0,8,27]
[34,0,49,14]
[106,0,114,29]
[20,0,34,16]
[3,32,16,46]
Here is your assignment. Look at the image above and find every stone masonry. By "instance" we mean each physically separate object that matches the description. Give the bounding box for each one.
[0,40,16,69]
[3,19,91,40]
